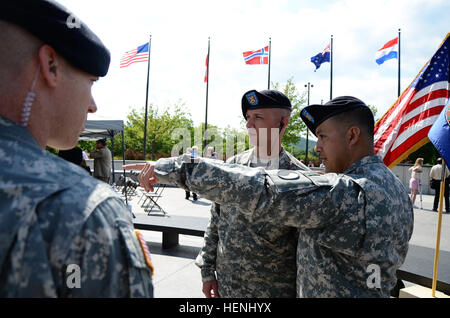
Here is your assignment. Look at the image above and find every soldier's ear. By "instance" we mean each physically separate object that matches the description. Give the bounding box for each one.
[346,126,361,147]
[38,45,59,88]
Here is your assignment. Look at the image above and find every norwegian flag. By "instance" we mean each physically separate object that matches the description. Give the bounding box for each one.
[374,33,450,168]
[243,46,269,65]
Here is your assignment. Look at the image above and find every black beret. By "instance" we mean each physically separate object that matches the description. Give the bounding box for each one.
[0,0,110,77]
[300,96,370,136]
[242,89,292,119]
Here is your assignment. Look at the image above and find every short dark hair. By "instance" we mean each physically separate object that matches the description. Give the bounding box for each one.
[332,107,375,139]
[96,139,106,146]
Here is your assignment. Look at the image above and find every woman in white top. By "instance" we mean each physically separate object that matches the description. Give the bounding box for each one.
[408,158,424,207]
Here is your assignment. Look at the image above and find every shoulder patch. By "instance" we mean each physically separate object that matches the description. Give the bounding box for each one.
[278,170,300,180]
[266,170,331,194]
[135,231,154,275]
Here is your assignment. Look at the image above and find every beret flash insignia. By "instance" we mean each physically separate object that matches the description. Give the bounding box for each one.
[246,91,258,106]
[302,109,315,123]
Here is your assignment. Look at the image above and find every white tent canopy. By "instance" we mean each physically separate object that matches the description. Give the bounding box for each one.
[79,120,124,141]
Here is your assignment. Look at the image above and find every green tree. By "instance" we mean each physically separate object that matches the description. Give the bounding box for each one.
[272,77,308,149]
[123,102,193,160]
[367,104,379,121]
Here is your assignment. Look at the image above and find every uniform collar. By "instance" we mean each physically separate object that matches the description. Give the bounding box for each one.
[0,115,40,149]
[343,155,383,175]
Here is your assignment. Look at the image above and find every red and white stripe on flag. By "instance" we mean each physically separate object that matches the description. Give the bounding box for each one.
[120,47,148,68]
[374,34,450,169]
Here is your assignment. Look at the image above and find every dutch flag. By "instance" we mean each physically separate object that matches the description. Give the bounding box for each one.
[375,37,398,65]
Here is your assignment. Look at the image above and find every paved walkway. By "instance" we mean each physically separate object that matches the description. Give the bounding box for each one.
[126,186,210,298]
[124,186,450,298]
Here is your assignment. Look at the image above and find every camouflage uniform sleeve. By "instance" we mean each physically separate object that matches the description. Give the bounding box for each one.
[63,198,154,297]
[195,202,220,282]
[154,157,344,229]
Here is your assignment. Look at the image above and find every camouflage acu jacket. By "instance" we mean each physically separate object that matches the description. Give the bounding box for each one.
[154,154,414,297]
[0,116,153,297]
[195,148,308,297]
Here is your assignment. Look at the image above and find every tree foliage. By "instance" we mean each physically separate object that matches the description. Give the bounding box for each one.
[272,77,307,148]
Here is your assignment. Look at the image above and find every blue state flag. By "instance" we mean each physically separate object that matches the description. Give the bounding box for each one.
[428,98,450,169]
[310,44,331,71]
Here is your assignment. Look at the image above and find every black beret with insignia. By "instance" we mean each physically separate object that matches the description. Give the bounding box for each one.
[242,89,292,119]
[0,0,111,77]
[300,96,371,136]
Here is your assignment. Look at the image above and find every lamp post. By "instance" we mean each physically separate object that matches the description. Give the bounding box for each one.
[304,82,313,161]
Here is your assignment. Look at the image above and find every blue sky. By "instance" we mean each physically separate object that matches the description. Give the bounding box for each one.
[58,0,449,131]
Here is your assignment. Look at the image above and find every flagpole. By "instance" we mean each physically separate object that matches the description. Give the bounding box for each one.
[330,34,333,100]
[203,37,210,152]
[431,158,446,297]
[268,37,271,89]
[143,35,152,161]
[398,28,401,97]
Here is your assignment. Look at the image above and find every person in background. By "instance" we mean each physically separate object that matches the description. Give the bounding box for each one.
[429,158,450,212]
[206,146,216,159]
[58,146,83,165]
[408,158,423,208]
[184,147,198,201]
[91,138,112,183]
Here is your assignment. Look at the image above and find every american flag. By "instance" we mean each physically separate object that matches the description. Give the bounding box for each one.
[374,33,450,168]
[243,46,269,65]
[120,43,149,68]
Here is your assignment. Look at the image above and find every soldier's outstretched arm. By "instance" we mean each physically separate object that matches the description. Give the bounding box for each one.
[124,157,346,229]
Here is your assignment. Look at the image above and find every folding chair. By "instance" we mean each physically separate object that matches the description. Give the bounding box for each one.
[141,184,167,215]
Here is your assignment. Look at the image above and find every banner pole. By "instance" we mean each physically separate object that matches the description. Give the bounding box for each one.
[143,35,152,161]
[431,159,446,297]
[268,37,271,89]
[330,35,333,100]
[203,37,210,152]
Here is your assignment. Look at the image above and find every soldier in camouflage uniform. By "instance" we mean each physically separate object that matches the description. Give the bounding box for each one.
[195,90,309,298]
[0,0,153,297]
[127,96,414,297]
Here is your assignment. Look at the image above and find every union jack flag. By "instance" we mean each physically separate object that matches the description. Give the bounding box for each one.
[120,43,149,68]
[374,33,450,168]
[243,46,269,65]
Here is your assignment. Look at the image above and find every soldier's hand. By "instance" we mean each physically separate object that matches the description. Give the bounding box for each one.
[123,163,158,192]
[202,280,219,298]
